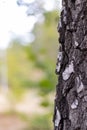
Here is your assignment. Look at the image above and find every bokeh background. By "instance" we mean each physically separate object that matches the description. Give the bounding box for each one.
[0,0,61,129]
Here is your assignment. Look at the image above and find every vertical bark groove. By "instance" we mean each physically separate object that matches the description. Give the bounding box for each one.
[54,0,87,130]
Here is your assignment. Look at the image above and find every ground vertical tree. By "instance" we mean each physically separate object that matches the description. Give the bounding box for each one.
[53,0,87,130]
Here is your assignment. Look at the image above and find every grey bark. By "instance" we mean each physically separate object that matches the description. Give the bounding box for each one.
[53,0,87,130]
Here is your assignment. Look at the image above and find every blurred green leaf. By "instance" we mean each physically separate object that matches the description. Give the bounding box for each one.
[40,99,50,107]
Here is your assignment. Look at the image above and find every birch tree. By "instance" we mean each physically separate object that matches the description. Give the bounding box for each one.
[53,0,87,130]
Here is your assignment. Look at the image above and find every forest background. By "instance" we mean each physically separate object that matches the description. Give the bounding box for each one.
[0,0,60,129]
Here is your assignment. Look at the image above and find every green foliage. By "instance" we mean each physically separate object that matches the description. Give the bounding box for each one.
[3,7,60,130]
[25,10,59,95]
[44,11,59,26]
[38,78,54,94]
[7,10,59,99]
[7,41,34,98]
[27,114,53,130]
[40,99,50,107]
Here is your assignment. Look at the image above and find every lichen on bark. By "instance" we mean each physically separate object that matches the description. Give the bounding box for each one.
[53,0,87,130]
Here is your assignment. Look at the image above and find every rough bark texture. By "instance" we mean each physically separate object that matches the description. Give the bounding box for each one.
[53,0,87,130]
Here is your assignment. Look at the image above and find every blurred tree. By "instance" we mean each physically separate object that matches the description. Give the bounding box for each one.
[25,11,59,96]
[7,10,60,101]
[53,0,87,130]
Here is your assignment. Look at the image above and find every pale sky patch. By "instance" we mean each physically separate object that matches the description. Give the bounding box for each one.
[0,0,59,50]
[0,0,37,49]
[43,0,55,11]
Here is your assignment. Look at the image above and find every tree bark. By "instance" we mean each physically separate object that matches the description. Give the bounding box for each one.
[53,0,87,130]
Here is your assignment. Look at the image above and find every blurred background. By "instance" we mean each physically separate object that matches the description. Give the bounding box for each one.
[0,0,61,129]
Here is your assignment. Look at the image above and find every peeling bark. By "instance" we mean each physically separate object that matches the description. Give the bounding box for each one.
[54,0,87,130]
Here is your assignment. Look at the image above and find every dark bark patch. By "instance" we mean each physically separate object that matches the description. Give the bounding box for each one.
[71,0,75,3]
[75,127,81,130]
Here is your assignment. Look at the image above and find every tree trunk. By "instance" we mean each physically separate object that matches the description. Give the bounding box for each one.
[53,0,87,130]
